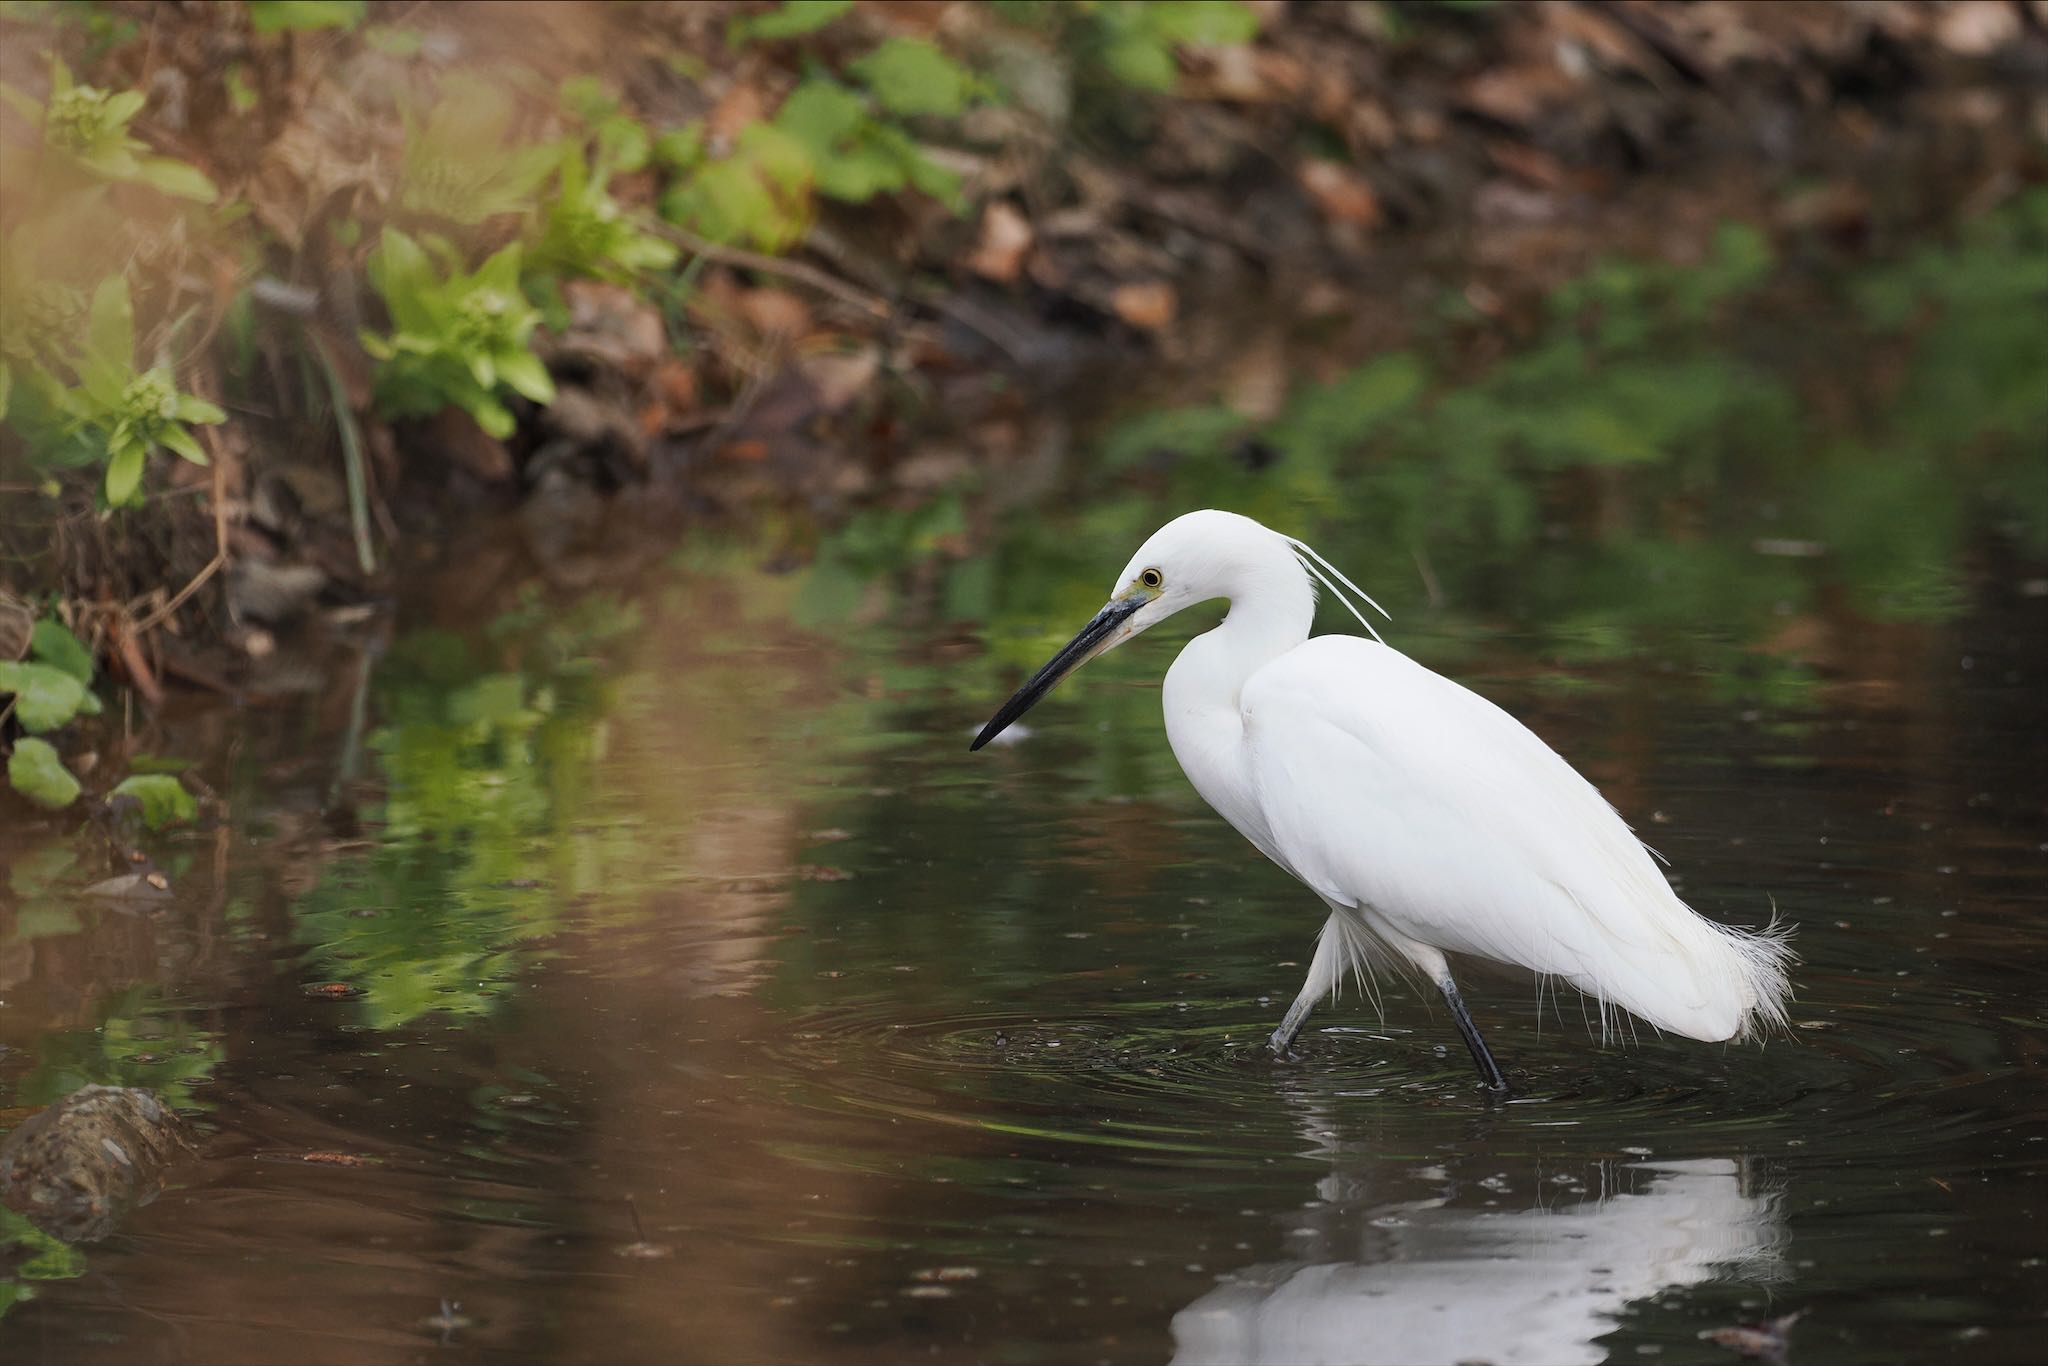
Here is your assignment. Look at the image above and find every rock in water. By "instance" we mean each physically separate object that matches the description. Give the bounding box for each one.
[0,1085,190,1242]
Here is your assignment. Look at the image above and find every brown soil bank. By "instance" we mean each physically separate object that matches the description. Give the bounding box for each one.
[2,1,2044,696]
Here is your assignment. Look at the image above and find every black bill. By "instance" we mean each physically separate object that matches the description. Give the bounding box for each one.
[970,595,1146,751]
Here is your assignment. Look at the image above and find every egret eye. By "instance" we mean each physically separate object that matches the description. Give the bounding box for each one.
[1140,568,1163,589]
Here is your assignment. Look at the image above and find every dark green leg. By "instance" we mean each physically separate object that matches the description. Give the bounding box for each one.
[1441,977,1509,1092]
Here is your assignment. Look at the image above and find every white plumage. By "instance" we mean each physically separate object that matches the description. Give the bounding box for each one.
[972,508,1794,1087]
[1170,1158,1782,1366]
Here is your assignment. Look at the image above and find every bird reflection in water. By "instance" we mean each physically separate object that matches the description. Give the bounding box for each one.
[1171,1107,1783,1366]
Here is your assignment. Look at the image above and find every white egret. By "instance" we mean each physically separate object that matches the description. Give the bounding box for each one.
[971,509,1794,1089]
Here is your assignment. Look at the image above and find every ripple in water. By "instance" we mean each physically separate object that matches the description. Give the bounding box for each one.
[761,944,2026,1170]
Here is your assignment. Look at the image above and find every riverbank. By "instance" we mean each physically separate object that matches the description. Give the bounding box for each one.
[3,0,2045,811]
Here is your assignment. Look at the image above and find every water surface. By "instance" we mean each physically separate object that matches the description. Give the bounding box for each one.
[4,197,2047,1365]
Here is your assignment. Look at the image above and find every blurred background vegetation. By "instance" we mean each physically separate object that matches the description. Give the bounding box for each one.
[1,0,2043,846]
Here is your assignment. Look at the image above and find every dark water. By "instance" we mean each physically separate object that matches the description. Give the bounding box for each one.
[6,197,2048,1364]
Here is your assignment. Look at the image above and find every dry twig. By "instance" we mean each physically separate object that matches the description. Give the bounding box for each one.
[133,426,229,636]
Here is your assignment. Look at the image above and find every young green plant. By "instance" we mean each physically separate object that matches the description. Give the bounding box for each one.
[361,229,555,439]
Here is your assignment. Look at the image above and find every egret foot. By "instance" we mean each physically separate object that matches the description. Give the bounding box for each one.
[1266,990,1318,1058]
[1440,978,1509,1092]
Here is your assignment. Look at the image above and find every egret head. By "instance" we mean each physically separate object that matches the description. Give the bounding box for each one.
[970,511,1373,751]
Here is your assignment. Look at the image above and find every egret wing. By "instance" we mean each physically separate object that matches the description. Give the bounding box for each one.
[1240,637,1776,1040]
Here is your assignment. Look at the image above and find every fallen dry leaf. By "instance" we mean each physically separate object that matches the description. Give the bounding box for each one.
[559,280,668,373]
[965,200,1034,283]
[708,82,766,146]
[82,874,173,900]
[794,865,851,883]
[1298,159,1382,228]
[0,593,34,661]
[799,346,882,412]
[1704,1307,1806,1361]
[614,1240,674,1259]
[738,287,812,339]
[1112,280,1178,331]
[295,1151,376,1167]
[1935,0,2021,55]
[1459,63,1578,126]
[654,359,699,414]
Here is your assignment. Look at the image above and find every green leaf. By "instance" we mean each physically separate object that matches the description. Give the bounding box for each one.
[560,74,617,122]
[123,753,195,775]
[652,123,706,172]
[665,162,794,251]
[593,115,650,177]
[7,738,80,809]
[105,439,145,506]
[176,394,226,424]
[1551,403,1662,465]
[110,774,198,828]
[103,90,146,125]
[812,143,906,203]
[1100,36,1177,91]
[474,243,523,293]
[159,423,209,465]
[0,358,12,423]
[1151,0,1260,46]
[850,38,973,118]
[249,0,366,35]
[730,0,852,44]
[75,355,129,409]
[0,661,86,731]
[905,148,964,210]
[224,63,258,115]
[136,157,217,202]
[28,620,94,684]
[370,229,436,334]
[471,396,515,439]
[1100,35,1177,92]
[12,904,83,941]
[77,144,143,179]
[735,123,813,194]
[88,276,135,369]
[614,231,679,272]
[776,80,867,151]
[495,351,556,404]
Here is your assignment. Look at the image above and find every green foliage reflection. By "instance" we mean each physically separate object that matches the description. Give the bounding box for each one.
[12,985,222,1113]
[878,191,2048,729]
[287,594,643,1030]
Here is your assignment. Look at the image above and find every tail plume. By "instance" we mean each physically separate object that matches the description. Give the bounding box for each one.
[1720,914,1797,1042]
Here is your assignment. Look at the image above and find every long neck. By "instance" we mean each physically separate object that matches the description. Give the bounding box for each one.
[1158,541,1315,851]
[1168,551,1316,713]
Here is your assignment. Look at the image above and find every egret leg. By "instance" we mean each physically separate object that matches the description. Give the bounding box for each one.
[1439,977,1509,1092]
[1267,991,1317,1058]
[1267,911,1353,1057]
